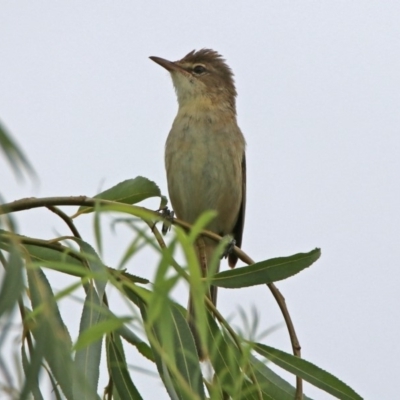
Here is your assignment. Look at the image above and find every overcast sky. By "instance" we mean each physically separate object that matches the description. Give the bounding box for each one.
[1,2,400,399]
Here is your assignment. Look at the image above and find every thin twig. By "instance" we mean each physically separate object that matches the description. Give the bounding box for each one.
[46,205,82,238]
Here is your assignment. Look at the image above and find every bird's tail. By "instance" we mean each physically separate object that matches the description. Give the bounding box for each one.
[188,238,219,360]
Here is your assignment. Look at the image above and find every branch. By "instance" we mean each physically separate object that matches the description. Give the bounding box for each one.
[0,196,92,214]
[46,206,82,238]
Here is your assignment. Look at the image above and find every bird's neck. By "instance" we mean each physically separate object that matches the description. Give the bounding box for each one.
[177,95,237,122]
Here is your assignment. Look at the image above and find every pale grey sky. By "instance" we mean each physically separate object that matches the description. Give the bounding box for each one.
[1,2,400,399]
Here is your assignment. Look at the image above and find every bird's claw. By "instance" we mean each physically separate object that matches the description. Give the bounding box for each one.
[159,206,175,235]
[221,238,236,259]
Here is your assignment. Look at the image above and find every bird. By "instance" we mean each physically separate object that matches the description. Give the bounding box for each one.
[150,49,246,358]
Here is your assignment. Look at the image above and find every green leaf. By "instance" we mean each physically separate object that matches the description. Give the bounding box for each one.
[21,342,45,400]
[119,270,149,285]
[253,343,362,400]
[0,230,87,277]
[205,312,242,396]
[0,245,24,318]
[24,244,85,277]
[25,244,76,266]
[236,378,273,400]
[169,304,205,398]
[27,268,72,347]
[0,232,147,285]
[249,355,314,400]
[77,177,166,214]
[73,285,104,399]
[74,316,132,351]
[46,369,63,400]
[146,245,179,327]
[77,239,108,299]
[212,249,321,288]
[0,119,35,179]
[117,325,154,362]
[122,281,152,308]
[107,333,143,400]
[187,210,217,243]
[141,300,205,400]
[211,333,315,400]
[27,268,74,399]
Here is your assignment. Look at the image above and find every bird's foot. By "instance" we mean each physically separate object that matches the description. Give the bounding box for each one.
[159,206,175,234]
[221,238,236,259]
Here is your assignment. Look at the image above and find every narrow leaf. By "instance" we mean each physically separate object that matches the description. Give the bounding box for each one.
[21,241,86,277]
[141,298,205,400]
[46,370,63,400]
[205,312,242,396]
[117,325,154,362]
[119,270,149,285]
[254,343,362,400]
[77,177,166,214]
[0,245,24,318]
[140,305,179,400]
[0,120,35,179]
[20,342,45,400]
[77,239,108,300]
[237,378,273,400]
[27,268,74,399]
[249,355,314,400]
[169,304,205,398]
[212,249,321,288]
[74,316,132,351]
[0,231,84,276]
[107,333,143,400]
[73,285,104,399]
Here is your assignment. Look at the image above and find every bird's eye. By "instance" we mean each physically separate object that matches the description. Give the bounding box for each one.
[192,65,206,75]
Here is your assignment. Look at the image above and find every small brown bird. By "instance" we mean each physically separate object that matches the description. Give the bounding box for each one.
[150,49,246,356]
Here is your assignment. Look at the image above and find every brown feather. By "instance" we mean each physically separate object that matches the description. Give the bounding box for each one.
[229,153,246,268]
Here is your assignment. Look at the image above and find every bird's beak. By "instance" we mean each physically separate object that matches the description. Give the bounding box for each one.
[149,56,185,74]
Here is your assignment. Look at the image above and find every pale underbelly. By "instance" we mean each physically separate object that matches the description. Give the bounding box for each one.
[166,146,242,235]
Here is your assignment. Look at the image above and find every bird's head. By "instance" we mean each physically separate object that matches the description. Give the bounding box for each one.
[150,49,237,112]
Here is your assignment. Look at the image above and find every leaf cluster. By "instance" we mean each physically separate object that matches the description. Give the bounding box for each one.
[0,123,363,399]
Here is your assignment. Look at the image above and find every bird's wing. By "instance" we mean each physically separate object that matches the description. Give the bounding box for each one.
[228,152,246,268]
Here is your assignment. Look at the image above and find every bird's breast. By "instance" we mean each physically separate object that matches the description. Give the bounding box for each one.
[165,112,245,235]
